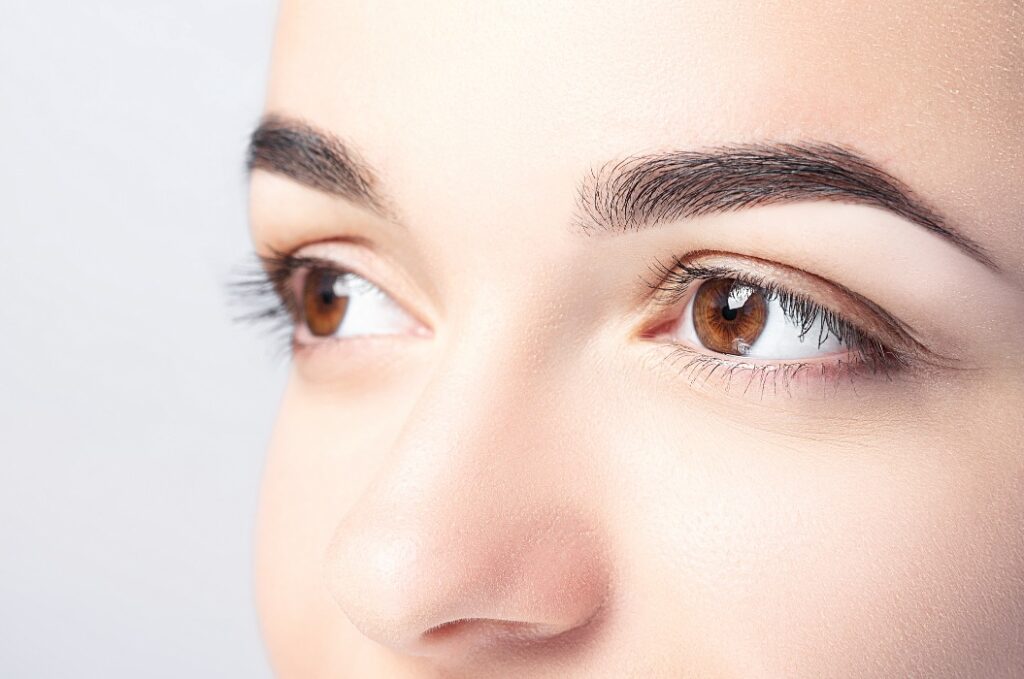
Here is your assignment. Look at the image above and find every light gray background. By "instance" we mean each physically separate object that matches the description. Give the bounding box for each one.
[1,2,283,676]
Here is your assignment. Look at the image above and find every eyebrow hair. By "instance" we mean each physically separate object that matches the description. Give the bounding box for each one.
[574,142,995,268]
[247,117,994,269]
[247,114,393,220]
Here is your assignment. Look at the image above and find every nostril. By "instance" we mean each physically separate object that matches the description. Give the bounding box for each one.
[417,617,584,655]
[424,618,548,642]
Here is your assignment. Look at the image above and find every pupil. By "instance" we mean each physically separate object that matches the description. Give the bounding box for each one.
[317,275,337,306]
[720,305,739,322]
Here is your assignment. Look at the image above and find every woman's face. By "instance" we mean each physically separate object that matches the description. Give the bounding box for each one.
[248,2,1024,676]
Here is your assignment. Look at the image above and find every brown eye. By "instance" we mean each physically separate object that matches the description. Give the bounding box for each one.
[692,278,768,355]
[302,268,350,337]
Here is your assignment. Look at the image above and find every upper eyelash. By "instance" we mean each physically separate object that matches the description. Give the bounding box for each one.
[642,255,915,372]
[229,250,354,355]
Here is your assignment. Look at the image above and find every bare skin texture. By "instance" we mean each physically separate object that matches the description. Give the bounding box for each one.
[248,2,1024,677]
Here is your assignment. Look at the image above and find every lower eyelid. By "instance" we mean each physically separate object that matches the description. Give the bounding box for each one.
[648,342,903,400]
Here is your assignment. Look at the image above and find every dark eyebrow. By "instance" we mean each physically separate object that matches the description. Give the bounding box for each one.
[575,142,995,269]
[247,114,394,220]
[247,120,994,270]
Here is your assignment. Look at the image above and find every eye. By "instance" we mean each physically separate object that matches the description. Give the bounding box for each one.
[637,252,930,396]
[674,277,848,360]
[230,248,430,355]
[298,265,417,340]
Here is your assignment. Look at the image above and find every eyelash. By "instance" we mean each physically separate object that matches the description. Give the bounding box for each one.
[233,247,920,395]
[231,250,353,356]
[641,255,914,395]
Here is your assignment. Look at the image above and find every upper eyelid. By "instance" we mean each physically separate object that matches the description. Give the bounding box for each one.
[266,244,440,335]
[262,251,372,290]
[641,252,929,353]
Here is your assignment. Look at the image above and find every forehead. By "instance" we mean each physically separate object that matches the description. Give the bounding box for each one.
[265,0,1023,266]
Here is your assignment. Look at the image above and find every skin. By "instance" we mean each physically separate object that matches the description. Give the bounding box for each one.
[248,1,1024,677]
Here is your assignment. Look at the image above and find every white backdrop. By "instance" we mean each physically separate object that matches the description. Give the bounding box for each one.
[1,2,282,676]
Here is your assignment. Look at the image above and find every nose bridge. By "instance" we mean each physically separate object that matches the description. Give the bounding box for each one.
[324,302,611,654]
[380,293,589,502]
[354,270,601,523]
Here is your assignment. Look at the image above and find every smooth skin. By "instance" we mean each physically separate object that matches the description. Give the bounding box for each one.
[249,2,1024,677]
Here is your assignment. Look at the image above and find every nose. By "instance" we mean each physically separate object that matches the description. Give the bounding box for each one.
[323,344,612,660]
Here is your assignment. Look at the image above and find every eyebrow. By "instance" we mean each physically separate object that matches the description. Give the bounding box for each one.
[575,143,994,268]
[247,116,994,269]
[247,114,394,220]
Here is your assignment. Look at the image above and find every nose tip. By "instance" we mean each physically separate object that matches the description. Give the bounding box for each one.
[324,510,610,658]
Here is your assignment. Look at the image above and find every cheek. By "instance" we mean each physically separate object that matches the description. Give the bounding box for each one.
[607,404,1024,676]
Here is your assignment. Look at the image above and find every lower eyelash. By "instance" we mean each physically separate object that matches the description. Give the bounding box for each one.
[653,342,905,400]
[666,347,809,399]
